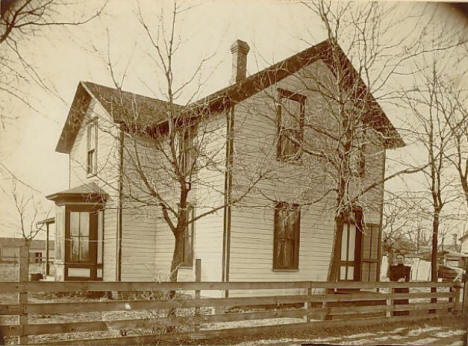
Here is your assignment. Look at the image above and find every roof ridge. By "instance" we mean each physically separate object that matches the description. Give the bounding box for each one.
[82,80,181,106]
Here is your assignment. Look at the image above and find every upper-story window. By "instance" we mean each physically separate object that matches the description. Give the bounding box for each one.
[87,119,97,175]
[177,125,196,178]
[273,202,300,270]
[276,88,306,161]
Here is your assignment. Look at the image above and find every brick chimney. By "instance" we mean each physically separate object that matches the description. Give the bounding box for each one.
[230,40,250,84]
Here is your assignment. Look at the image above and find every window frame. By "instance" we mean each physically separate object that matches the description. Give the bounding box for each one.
[338,209,363,281]
[86,119,98,176]
[360,223,380,282]
[181,204,195,268]
[276,88,306,162]
[176,123,197,179]
[273,201,301,270]
[34,252,43,264]
[64,205,100,280]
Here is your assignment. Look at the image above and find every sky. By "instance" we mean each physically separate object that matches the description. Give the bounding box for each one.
[0,0,467,239]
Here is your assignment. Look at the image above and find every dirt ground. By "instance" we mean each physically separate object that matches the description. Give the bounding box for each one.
[226,317,467,345]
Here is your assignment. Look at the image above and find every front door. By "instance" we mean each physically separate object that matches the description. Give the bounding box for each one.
[339,222,362,281]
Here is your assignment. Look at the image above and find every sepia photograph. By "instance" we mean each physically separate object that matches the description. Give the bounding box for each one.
[0,0,467,344]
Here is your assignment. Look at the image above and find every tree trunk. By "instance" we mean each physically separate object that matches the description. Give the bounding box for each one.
[169,230,185,282]
[461,178,468,211]
[167,229,184,333]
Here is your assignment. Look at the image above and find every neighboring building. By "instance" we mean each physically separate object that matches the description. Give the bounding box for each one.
[46,39,404,284]
[460,233,468,254]
[440,250,468,269]
[0,237,55,263]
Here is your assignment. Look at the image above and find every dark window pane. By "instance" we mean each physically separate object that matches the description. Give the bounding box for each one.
[274,202,300,269]
[87,150,95,174]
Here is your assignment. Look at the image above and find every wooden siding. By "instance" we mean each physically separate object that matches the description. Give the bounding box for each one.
[192,115,226,285]
[120,135,168,281]
[67,99,120,281]
[118,114,227,283]
[228,59,386,292]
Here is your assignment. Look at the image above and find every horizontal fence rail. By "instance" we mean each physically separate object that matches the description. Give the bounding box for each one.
[0,280,457,293]
[0,279,462,345]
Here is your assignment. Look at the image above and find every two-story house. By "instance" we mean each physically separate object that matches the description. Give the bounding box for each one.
[46,39,404,286]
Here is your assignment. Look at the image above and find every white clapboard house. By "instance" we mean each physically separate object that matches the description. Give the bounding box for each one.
[46,39,404,286]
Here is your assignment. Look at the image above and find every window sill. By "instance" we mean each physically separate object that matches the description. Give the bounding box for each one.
[178,266,193,270]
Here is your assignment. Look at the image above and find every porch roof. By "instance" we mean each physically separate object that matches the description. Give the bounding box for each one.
[46,182,108,205]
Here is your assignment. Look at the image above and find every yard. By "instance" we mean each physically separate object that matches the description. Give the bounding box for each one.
[0,281,464,345]
[227,316,467,345]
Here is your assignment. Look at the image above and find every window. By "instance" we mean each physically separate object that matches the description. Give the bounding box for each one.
[182,204,194,267]
[273,202,300,270]
[34,252,43,264]
[65,207,100,280]
[276,88,305,161]
[361,223,380,282]
[87,120,97,175]
[177,126,196,178]
[69,212,90,263]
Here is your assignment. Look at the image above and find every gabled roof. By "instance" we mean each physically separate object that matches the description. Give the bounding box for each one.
[183,40,404,148]
[56,39,404,153]
[56,81,179,153]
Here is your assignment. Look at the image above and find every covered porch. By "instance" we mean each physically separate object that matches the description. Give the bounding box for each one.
[46,182,107,281]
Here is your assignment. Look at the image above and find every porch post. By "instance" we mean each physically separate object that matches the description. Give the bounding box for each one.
[19,244,29,344]
[45,223,50,276]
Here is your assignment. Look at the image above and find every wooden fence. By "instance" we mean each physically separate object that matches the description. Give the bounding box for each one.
[0,259,465,345]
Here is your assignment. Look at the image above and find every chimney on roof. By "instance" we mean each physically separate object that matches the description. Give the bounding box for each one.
[230,40,250,84]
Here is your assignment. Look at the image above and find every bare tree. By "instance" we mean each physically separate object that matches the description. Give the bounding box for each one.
[438,71,468,211]
[252,0,456,282]
[382,194,423,259]
[402,64,462,281]
[1,178,51,265]
[78,0,272,287]
[0,0,105,127]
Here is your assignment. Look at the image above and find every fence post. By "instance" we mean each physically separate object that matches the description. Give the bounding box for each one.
[194,259,201,332]
[463,275,468,314]
[453,283,461,314]
[386,287,391,318]
[18,245,29,345]
[304,283,311,322]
